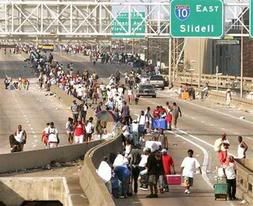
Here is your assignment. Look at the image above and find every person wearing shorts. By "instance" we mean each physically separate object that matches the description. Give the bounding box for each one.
[180,149,202,194]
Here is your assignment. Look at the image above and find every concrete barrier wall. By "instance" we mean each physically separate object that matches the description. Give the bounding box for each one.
[236,159,253,204]
[175,81,253,109]
[207,91,253,107]
[50,85,82,107]
[0,177,68,206]
[0,141,102,174]
[80,136,122,206]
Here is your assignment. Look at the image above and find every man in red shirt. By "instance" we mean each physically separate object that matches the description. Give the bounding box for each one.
[158,106,166,117]
[161,149,176,192]
[153,106,160,119]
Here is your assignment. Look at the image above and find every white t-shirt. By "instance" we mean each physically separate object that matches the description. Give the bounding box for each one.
[86,122,94,134]
[131,122,139,133]
[128,90,133,96]
[139,154,148,167]
[237,143,246,159]
[122,125,130,137]
[181,156,201,178]
[125,144,132,157]
[138,115,146,126]
[224,162,236,180]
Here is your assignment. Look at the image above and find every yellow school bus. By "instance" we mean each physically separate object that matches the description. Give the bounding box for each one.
[38,44,54,51]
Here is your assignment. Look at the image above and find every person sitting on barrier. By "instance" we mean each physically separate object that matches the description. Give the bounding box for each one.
[237,136,248,159]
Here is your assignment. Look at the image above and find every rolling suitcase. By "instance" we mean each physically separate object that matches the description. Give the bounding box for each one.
[214,178,227,200]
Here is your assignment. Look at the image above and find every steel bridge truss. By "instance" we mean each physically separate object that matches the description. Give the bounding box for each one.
[0,1,250,38]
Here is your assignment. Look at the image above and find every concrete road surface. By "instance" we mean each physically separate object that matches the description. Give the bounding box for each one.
[0,51,250,205]
[0,53,71,153]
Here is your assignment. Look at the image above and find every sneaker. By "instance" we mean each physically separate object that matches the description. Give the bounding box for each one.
[159,188,164,193]
[140,186,149,191]
[184,189,189,194]
[186,190,191,194]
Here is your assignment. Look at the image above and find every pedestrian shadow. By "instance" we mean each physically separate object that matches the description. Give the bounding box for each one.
[114,195,142,206]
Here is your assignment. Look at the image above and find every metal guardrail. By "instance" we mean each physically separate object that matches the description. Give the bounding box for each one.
[175,72,253,92]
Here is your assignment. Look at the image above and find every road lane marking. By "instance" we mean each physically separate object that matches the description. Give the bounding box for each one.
[168,129,237,206]
[159,91,253,125]
[176,129,236,157]
[167,130,213,189]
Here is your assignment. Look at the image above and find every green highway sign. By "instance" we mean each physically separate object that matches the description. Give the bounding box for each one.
[112,12,145,38]
[170,0,224,38]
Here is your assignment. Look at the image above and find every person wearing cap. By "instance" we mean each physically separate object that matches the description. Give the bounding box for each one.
[180,149,202,194]
[161,149,176,192]
[214,133,230,165]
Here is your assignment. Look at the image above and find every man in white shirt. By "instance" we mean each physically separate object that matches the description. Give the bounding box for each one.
[86,117,94,142]
[180,149,202,194]
[131,120,139,146]
[223,156,237,201]
[137,110,146,138]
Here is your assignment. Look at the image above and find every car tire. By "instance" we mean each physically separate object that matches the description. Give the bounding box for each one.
[152,95,156,98]
[161,87,165,90]
[136,95,140,98]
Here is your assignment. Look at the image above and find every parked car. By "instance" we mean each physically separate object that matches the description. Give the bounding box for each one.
[149,75,166,90]
[136,84,156,98]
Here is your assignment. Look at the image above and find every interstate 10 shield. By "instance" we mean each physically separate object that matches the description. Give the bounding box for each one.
[175,5,190,21]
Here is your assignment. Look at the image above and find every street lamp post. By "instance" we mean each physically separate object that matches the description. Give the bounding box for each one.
[240,20,244,98]
[168,37,172,86]
[198,39,202,89]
